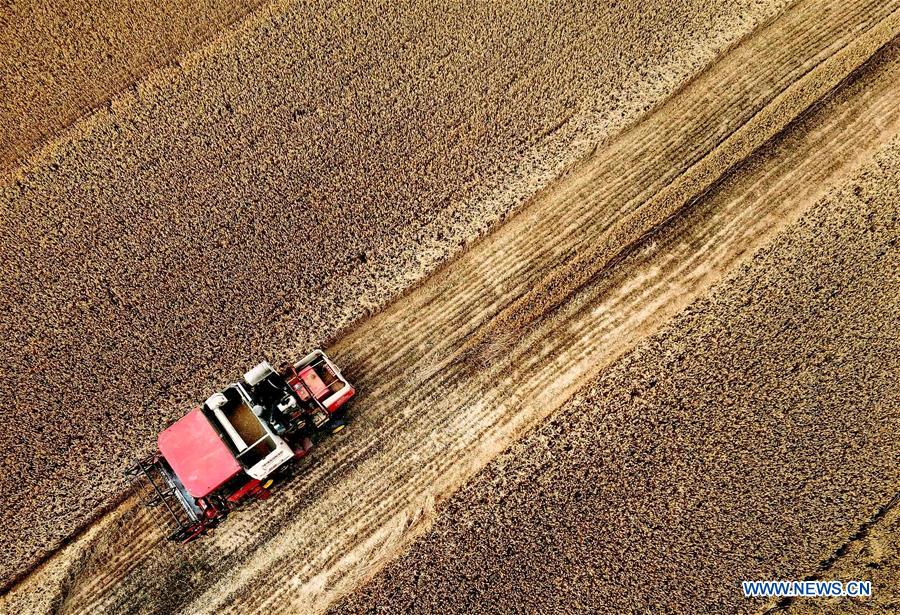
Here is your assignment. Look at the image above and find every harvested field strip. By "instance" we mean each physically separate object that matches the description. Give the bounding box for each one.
[3,1,898,612]
[464,0,900,351]
[1,0,789,582]
[333,138,900,614]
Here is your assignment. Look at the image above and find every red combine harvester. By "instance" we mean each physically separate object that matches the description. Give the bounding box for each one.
[127,350,354,542]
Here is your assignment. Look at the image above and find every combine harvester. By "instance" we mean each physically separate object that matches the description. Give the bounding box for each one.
[127,350,354,542]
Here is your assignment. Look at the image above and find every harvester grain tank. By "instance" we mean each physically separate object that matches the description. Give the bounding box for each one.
[127,350,354,542]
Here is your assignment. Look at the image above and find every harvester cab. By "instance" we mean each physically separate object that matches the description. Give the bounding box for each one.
[127,350,354,542]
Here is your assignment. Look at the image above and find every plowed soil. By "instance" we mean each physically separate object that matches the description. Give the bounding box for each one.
[0,0,789,586]
[2,0,899,613]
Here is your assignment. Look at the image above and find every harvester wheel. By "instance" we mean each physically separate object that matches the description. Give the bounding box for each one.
[326,411,349,434]
[276,462,295,482]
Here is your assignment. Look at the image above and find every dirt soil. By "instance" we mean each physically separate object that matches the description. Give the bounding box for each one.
[0,0,791,586]
[333,136,900,615]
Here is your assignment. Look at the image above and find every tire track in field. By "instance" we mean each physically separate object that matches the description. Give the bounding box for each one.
[460,0,900,354]
[2,1,787,582]
[224,28,900,614]
[2,0,898,612]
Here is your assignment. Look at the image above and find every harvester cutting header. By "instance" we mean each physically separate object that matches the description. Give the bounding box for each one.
[128,350,354,542]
